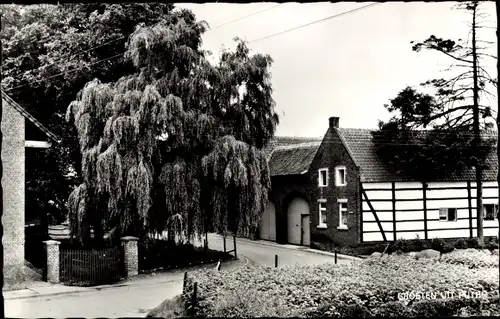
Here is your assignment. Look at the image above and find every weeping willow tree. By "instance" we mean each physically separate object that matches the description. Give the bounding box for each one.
[66,15,278,246]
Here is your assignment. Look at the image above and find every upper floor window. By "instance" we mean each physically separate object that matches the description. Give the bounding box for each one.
[318,168,329,187]
[335,166,347,186]
[439,208,457,222]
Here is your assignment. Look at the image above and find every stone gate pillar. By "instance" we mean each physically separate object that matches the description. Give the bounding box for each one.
[121,236,139,277]
[43,240,61,284]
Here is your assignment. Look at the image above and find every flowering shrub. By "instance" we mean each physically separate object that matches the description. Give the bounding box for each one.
[388,237,456,254]
[182,252,499,317]
[454,238,468,249]
[441,249,499,269]
[467,237,485,249]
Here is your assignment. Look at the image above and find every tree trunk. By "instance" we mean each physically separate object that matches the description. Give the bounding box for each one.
[471,2,484,244]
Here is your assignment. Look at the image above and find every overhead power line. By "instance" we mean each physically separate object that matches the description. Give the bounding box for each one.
[3,2,384,93]
[4,4,282,93]
[51,36,126,66]
[248,2,382,44]
[206,3,283,31]
[3,53,125,92]
[4,36,127,86]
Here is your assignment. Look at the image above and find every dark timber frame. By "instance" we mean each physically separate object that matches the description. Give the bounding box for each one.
[361,185,387,242]
[391,182,396,241]
[422,182,428,240]
[467,181,473,238]
[359,181,364,243]
[361,180,498,242]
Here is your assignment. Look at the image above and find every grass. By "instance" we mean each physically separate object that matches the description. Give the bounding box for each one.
[145,257,246,318]
[146,247,499,318]
[170,248,498,317]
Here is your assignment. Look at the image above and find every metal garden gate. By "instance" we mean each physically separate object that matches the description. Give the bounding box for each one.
[59,246,122,286]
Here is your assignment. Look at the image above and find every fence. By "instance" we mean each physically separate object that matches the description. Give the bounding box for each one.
[59,246,122,286]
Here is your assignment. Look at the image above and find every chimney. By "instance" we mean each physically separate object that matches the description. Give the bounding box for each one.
[329,116,339,128]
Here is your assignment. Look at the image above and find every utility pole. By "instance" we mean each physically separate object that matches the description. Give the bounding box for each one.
[471,1,484,244]
[0,12,5,319]
[496,1,500,241]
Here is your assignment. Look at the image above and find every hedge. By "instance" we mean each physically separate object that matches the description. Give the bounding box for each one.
[182,253,499,317]
[138,239,233,273]
[440,248,499,269]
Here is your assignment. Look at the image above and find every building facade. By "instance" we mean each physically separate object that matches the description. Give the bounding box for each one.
[2,91,60,283]
[259,116,499,250]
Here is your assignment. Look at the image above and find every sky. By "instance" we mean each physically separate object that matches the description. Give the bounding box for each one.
[175,2,498,138]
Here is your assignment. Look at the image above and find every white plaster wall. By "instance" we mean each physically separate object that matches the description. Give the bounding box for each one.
[363,231,395,242]
[395,231,426,240]
[396,210,425,221]
[427,229,470,239]
[396,221,425,231]
[363,221,393,232]
[363,211,392,222]
[361,181,499,242]
[427,219,469,230]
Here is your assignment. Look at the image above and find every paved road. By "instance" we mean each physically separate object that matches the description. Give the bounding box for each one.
[6,236,351,318]
[4,260,247,318]
[201,233,352,267]
[6,277,184,318]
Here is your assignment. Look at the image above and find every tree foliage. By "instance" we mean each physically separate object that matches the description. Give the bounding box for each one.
[374,1,497,182]
[0,3,179,225]
[65,16,278,245]
[373,109,494,181]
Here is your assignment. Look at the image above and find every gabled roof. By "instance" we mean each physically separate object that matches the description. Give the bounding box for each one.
[336,128,498,182]
[2,90,61,143]
[265,137,322,176]
[264,136,322,155]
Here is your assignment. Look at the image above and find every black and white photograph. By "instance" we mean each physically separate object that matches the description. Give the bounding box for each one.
[1,1,499,317]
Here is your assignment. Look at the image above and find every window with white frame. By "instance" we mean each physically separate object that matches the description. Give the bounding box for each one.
[338,200,348,229]
[335,166,346,186]
[318,202,327,227]
[483,204,498,221]
[439,208,457,222]
[318,168,329,187]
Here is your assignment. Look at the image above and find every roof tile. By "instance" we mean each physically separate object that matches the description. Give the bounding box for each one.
[336,128,498,182]
[265,137,322,176]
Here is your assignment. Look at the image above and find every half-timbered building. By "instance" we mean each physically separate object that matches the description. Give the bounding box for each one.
[260,116,498,250]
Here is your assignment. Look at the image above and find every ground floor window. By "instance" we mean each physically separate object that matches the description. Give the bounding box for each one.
[338,200,348,229]
[483,204,498,221]
[439,208,457,222]
[318,202,327,227]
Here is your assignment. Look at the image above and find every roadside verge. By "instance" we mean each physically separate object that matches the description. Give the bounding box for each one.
[3,256,248,301]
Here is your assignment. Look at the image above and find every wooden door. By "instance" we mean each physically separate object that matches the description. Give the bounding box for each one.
[287,198,310,245]
[259,201,276,241]
[301,214,310,246]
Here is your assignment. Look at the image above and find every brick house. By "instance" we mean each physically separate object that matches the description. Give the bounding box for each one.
[259,116,499,250]
[2,90,60,282]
